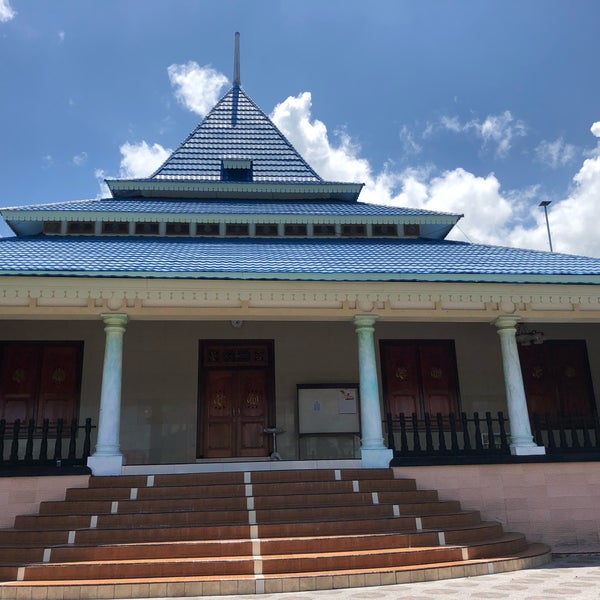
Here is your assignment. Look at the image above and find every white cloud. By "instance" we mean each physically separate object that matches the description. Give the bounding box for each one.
[433,110,527,158]
[0,0,15,23]
[94,169,111,198]
[271,92,600,257]
[72,152,88,167]
[535,137,577,168]
[399,125,422,156]
[167,61,229,117]
[95,142,172,198]
[118,141,172,178]
[58,31,65,43]
[535,134,600,257]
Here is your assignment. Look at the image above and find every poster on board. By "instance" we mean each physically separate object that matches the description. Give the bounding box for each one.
[297,384,360,434]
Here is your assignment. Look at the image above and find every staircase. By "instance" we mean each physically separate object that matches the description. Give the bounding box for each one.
[0,468,550,598]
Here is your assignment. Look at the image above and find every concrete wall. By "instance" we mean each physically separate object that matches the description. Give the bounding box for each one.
[395,462,600,548]
[2,319,600,465]
[0,475,89,528]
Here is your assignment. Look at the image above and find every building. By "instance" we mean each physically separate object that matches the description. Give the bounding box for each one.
[1,35,600,481]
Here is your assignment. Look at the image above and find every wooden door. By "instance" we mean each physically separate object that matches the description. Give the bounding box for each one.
[0,344,39,423]
[381,340,460,420]
[519,340,596,420]
[198,341,274,458]
[0,342,82,424]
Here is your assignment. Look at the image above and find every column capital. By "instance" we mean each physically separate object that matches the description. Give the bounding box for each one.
[100,313,129,329]
[494,315,521,331]
[353,314,379,330]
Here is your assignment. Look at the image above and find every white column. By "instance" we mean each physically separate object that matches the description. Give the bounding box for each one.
[495,316,545,456]
[354,315,393,468]
[87,313,129,475]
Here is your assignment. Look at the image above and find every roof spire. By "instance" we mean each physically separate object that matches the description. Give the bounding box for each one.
[233,32,241,87]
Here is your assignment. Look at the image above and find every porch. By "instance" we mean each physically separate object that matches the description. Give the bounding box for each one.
[1,310,599,473]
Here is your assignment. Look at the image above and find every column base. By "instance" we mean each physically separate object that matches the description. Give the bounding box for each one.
[87,454,124,476]
[361,447,393,469]
[510,444,546,456]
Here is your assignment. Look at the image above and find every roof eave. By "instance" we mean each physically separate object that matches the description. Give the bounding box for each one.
[1,269,599,285]
[105,179,364,201]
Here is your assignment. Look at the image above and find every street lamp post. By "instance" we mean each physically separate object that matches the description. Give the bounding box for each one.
[539,200,553,252]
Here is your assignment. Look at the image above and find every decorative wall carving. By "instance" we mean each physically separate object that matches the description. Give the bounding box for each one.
[0,278,599,322]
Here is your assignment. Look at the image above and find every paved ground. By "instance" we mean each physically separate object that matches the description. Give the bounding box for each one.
[160,553,600,600]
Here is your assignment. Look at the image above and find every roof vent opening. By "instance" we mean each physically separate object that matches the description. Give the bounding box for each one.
[221,158,253,182]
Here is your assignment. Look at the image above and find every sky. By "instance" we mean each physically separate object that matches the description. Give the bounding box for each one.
[1,1,600,256]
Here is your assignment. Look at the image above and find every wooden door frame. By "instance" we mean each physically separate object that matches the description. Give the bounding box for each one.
[197,339,275,458]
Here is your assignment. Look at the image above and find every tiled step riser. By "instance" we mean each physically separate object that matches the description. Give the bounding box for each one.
[466,535,529,559]
[13,514,90,531]
[40,492,448,516]
[20,503,452,530]
[21,559,256,582]
[67,484,248,502]
[40,496,249,515]
[49,541,255,563]
[261,547,468,575]
[19,545,473,582]
[86,469,400,490]
[33,532,445,565]
[0,548,44,563]
[444,523,504,545]
[74,524,251,545]
[0,531,69,546]
[66,480,421,503]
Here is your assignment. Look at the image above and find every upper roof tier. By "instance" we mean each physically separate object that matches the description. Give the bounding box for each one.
[106,85,363,201]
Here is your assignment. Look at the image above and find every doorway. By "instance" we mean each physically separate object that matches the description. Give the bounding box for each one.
[380,340,461,419]
[198,340,274,458]
[518,339,596,422]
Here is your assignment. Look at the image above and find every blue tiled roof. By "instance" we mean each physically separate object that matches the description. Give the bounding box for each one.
[2,198,459,219]
[150,86,323,183]
[0,236,598,284]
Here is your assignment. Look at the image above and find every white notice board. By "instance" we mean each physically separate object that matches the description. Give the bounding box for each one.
[298,384,360,434]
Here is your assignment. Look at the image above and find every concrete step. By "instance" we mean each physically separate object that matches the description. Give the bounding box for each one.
[0,467,551,596]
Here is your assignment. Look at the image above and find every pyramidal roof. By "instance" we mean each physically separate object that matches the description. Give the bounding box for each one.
[107,35,362,202]
[150,86,323,184]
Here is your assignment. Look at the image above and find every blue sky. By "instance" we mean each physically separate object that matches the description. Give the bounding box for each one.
[1,1,600,256]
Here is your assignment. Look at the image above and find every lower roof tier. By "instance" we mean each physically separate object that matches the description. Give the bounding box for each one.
[0,235,598,284]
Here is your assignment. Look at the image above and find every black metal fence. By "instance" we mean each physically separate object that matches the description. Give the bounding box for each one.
[0,418,95,467]
[531,412,600,454]
[386,411,600,461]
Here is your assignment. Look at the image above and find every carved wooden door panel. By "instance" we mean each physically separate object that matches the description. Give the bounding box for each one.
[518,344,553,417]
[381,343,420,418]
[519,340,596,420]
[38,344,82,424]
[418,342,460,417]
[0,344,39,423]
[203,369,236,457]
[236,369,269,457]
[199,341,274,459]
[380,340,460,420]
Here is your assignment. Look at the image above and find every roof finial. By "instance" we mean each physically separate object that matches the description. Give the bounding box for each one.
[233,32,241,87]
